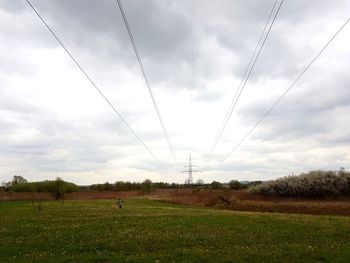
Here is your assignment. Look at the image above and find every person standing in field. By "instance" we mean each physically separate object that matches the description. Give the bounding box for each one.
[117,198,123,209]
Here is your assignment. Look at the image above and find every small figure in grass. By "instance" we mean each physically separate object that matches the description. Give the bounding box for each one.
[116,198,123,209]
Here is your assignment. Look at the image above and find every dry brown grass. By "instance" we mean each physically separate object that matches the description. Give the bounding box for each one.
[149,189,350,216]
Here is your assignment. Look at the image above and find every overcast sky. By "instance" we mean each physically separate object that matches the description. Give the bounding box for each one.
[0,0,349,185]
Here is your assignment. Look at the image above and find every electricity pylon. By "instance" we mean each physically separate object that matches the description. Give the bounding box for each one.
[181,154,200,184]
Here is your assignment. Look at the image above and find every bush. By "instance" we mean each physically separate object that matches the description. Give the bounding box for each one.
[251,169,350,197]
[211,181,223,189]
[141,179,153,193]
[228,180,242,190]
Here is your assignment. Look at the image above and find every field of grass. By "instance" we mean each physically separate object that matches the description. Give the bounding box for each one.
[1,199,350,262]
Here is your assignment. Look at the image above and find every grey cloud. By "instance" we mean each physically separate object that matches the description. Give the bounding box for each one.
[1,0,350,183]
[14,0,195,89]
[232,65,350,143]
[3,0,349,92]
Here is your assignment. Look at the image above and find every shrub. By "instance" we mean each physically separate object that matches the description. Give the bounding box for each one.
[211,181,223,189]
[228,180,242,190]
[251,169,350,197]
[141,179,153,193]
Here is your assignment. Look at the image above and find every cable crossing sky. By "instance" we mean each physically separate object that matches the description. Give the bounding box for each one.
[213,17,350,170]
[25,0,160,163]
[23,0,349,174]
[116,0,178,166]
[203,0,284,169]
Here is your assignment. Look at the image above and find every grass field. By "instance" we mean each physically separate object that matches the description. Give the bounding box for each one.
[1,199,350,262]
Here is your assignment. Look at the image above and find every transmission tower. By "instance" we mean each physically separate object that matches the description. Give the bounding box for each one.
[182,154,200,184]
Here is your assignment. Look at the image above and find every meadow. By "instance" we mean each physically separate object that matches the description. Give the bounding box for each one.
[1,199,350,262]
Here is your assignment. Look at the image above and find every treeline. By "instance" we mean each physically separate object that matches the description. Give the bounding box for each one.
[86,179,260,191]
[87,180,180,192]
[1,176,79,199]
[215,180,261,190]
[11,181,79,195]
[1,176,258,196]
[251,169,350,197]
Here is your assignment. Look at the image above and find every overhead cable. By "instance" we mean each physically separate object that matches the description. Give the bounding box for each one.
[116,0,177,165]
[204,0,284,168]
[214,17,350,169]
[25,0,159,162]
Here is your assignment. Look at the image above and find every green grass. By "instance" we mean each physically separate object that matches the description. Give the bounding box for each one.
[0,199,350,262]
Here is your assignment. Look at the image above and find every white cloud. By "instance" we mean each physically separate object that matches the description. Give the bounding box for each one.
[1,0,350,184]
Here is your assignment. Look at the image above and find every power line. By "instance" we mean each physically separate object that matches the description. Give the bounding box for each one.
[203,0,284,168]
[116,0,177,165]
[204,0,283,167]
[206,0,279,162]
[214,17,350,170]
[25,0,159,162]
